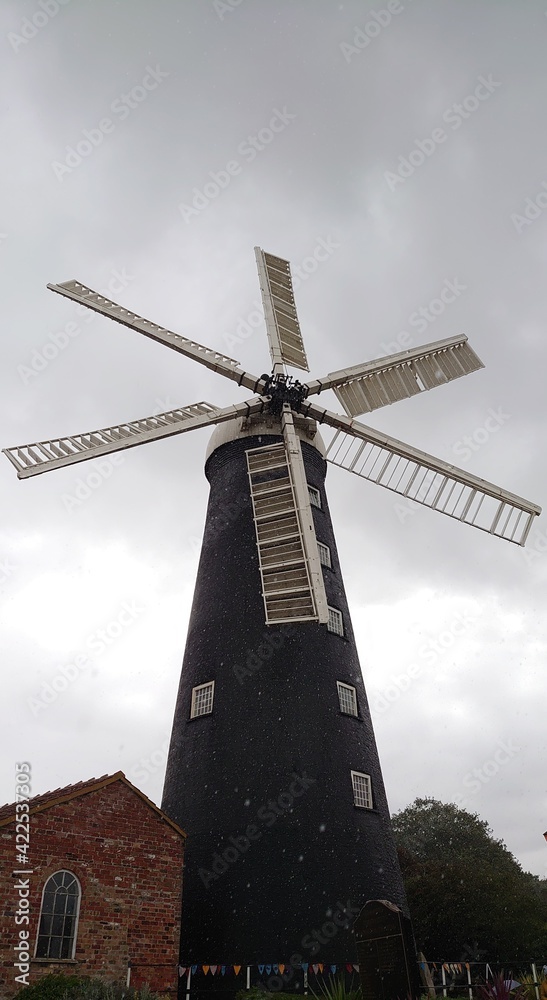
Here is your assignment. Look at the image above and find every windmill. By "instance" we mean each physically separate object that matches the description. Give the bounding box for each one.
[4,250,541,974]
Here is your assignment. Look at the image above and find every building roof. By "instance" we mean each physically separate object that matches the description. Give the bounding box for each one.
[0,770,186,838]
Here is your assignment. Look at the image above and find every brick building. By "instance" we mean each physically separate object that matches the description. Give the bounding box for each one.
[0,772,186,999]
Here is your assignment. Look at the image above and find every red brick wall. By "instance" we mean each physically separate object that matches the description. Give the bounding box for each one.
[0,780,184,999]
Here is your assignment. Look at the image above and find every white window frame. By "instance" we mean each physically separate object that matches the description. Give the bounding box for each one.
[351,771,373,809]
[308,485,321,509]
[190,680,215,719]
[337,681,358,717]
[317,541,331,568]
[327,606,344,636]
[35,870,81,960]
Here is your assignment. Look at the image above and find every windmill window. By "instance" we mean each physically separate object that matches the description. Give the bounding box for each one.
[308,486,321,509]
[351,771,373,809]
[337,681,358,716]
[35,870,80,959]
[327,606,344,636]
[317,542,331,568]
[191,681,215,718]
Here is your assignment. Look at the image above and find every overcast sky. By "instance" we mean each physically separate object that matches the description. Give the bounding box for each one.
[1,0,546,883]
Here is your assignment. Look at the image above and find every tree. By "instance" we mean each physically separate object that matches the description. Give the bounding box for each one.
[391,798,547,962]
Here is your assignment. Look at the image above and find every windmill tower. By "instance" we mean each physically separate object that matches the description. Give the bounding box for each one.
[4,249,541,973]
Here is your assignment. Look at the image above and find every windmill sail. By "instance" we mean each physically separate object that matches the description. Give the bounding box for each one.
[304,401,540,546]
[48,280,264,394]
[255,248,309,372]
[246,420,328,624]
[305,335,484,417]
[3,399,265,479]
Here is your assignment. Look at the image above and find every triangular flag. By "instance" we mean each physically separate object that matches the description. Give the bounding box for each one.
[330,965,337,974]
[318,964,324,973]
[279,964,285,974]
[221,966,226,975]
[258,965,265,975]
[233,965,241,975]
[191,966,198,976]
[301,963,309,971]
[346,964,353,973]
[210,966,217,975]
[353,965,359,972]
[273,965,279,973]
[202,966,209,975]
[266,965,272,974]
[312,965,319,975]
[178,967,186,977]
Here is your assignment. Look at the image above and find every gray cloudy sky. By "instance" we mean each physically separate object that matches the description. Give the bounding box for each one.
[1,0,546,881]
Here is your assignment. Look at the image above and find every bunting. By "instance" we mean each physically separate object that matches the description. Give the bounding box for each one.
[178,960,366,976]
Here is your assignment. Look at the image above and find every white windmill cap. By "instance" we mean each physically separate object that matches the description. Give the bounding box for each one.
[205,413,326,462]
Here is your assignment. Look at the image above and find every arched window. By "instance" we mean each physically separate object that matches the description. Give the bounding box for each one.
[35,870,81,960]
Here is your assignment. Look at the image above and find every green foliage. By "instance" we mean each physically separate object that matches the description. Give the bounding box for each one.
[476,972,527,1000]
[392,798,547,961]
[14,974,166,1000]
[310,977,361,1000]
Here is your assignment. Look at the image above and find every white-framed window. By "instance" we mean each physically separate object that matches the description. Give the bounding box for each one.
[308,485,321,509]
[337,681,358,716]
[351,771,373,809]
[327,606,344,636]
[35,870,81,959]
[191,681,215,718]
[317,541,331,568]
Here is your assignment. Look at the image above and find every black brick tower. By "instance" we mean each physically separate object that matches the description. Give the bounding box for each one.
[161,416,407,967]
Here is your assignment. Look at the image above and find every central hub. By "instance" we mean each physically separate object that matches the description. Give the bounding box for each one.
[260,373,309,416]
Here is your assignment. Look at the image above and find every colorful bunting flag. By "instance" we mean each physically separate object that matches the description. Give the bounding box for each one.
[178,967,186,977]
[301,963,309,972]
[221,966,226,975]
[258,965,265,975]
[312,965,319,975]
[279,964,285,974]
[330,965,337,974]
[191,965,198,976]
[202,966,209,975]
[234,966,241,976]
[266,965,272,974]
[273,965,279,974]
[318,964,324,973]
[346,964,353,973]
[353,965,359,973]
[210,966,217,975]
